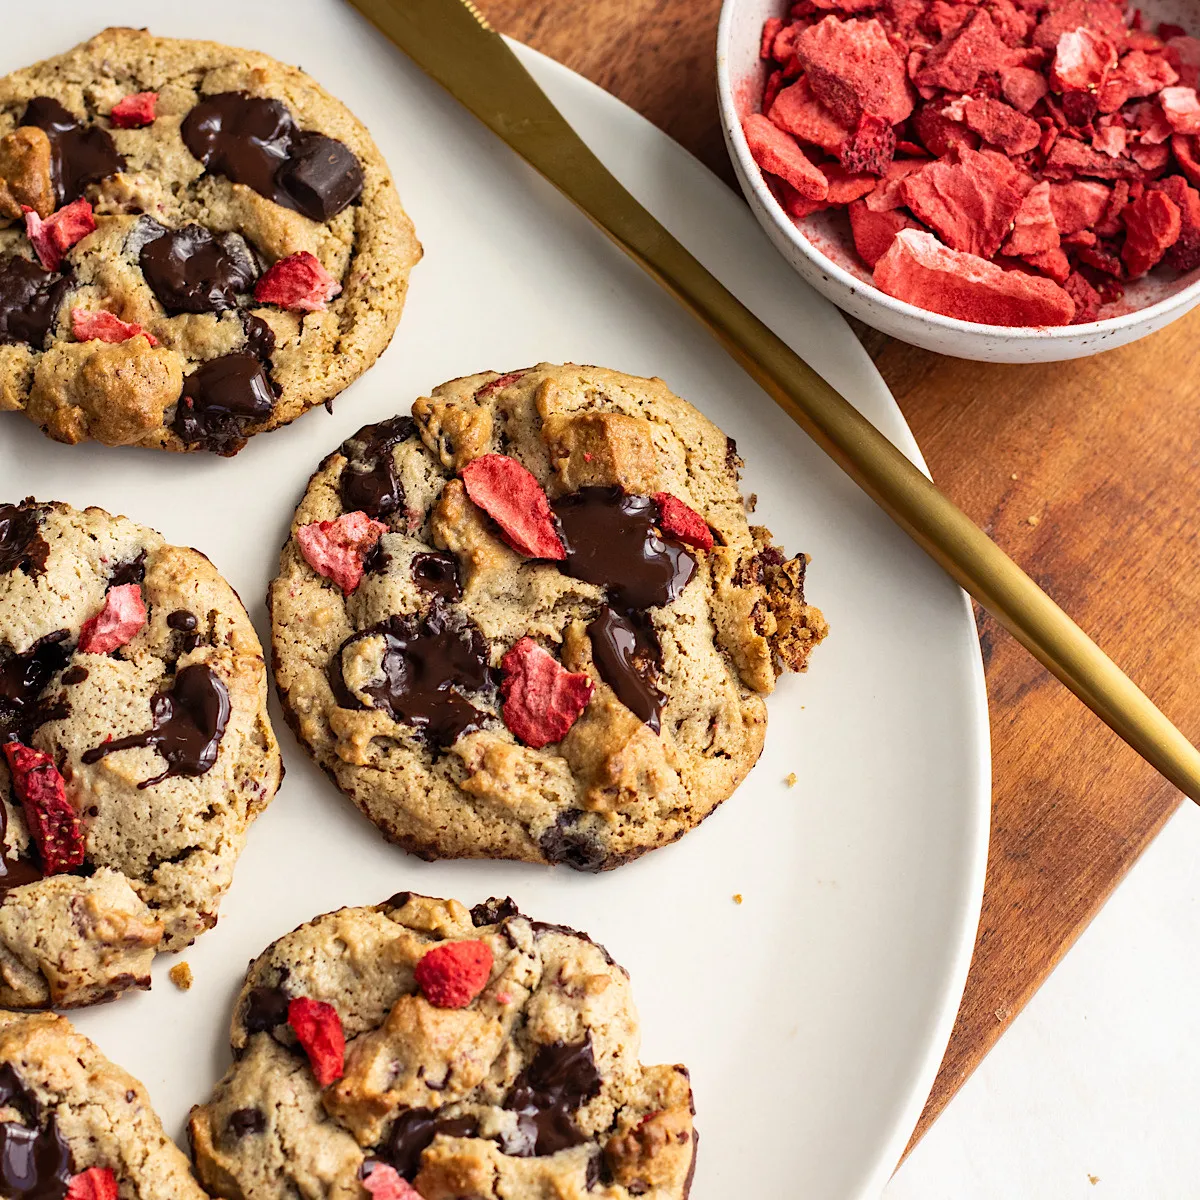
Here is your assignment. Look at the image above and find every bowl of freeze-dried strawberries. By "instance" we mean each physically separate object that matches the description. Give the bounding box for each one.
[717,0,1200,360]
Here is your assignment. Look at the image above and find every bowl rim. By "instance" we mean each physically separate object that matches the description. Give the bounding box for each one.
[714,0,1200,341]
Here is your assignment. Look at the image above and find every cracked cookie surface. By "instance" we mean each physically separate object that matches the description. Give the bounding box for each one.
[189,892,696,1200]
[0,1009,206,1198]
[0,27,420,453]
[0,499,282,1008]
[270,363,827,870]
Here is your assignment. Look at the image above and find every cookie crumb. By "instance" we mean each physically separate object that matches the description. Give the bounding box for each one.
[1010,472,1018,480]
[747,492,758,512]
[1027,514,1040,526]
[169,962,193,991]
[732,893,744,905]
[1088,1175,1100,1186]
[785,772,798,787]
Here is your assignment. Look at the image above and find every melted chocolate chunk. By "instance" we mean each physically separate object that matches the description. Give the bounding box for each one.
[503,1038,602,1157]
[81,663,230,788]
[106,550,146,588]
[587,607,664,733]
[0,631,70,743]
[22,96,123,206]
[470,896,521,927]
[0,505,49,578]
[553,488,695,612]
[166,611,197,633]
[139,224,259,314]
[60,666,87,686]
[174,353,277,454]
[381,1109,479,1178]
[383,891,412,911]
[338,416,417,519]
[241,313,275,364]
[330,608,491,749]
[0,1064,73,1200]
[181,93,363,222]
[0,798,43,896]
[243,985,290,1034]
[538,811,607,873]
[0,258,70,349]
[228,1108,266,1137]
[529,920,618,968]
[411,552,461,602]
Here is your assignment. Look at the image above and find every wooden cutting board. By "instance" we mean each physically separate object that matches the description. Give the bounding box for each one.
[486,0,1197,1153]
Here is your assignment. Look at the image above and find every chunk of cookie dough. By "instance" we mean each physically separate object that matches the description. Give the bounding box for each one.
[188,893,697,1200]
[0,1009,207,1197]
[269,363,828,871]
[0,27,421,453]
[0,500,282,1007]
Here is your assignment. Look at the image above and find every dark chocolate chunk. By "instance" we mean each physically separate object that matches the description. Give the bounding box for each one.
[174,353,277,455]
[241,313,275,364]
[587,606,664,733]
[106,549,146,588]
[60,666,87,686]
[22,96,123,206]
[181,93,363,222]
[0,258,70,350]
[411,552,461,602]
[228,1108,266,1137]
[381,1109,479,1178]
[470,896,521,927]
[553,487,696,612]
[0,504,49,578]
[330,607,491,749]
[0,630,70,743]
[383,891,412,911]
[0,1067,73,1199]
[81,663,231,788]
[139,224,258,314]
[167,610,198,632]
[242,985,290,1034]
[538,811,607,873]
[503,1038,602,1157]
[338,416,417,519]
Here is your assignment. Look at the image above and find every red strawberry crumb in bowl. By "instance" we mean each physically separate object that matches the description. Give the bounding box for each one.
[717,0,1200,360]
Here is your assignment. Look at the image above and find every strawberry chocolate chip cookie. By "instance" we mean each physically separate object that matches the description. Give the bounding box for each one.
[269,363,827,870]
[0,1009,206,1198]
[189,892,697,1200]
[0,27,420,453]
[0,500,282,1007]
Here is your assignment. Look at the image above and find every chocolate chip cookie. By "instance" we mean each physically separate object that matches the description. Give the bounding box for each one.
[189,892,696,1200]
[0,1009,206,1198]
[0,499,282,1008]
[0,27,420,454]
[269,363,827,870]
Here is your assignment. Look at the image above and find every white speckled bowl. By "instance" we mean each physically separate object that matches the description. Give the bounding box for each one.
[717,0,1200,361]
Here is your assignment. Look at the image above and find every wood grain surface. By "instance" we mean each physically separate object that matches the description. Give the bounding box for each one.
[484,0,1196,1156]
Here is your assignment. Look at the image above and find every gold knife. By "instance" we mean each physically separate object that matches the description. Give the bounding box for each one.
[345,0,1200,802]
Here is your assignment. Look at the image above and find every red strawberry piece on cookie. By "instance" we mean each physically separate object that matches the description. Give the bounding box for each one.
[459,454,566,560]
[653,493,714,550]
[110,92,158,129]
[2,742,86,875]
[23,198,95,271]
[254,251,341,312]
[415,940,494,1009]
[362,1162,423,1199]
[65,1168,119,1200]
[287,997,345,1087]
[500,637,594,749]
[78,583,147,654]
[296,511,388,594]
[71,308,158,347]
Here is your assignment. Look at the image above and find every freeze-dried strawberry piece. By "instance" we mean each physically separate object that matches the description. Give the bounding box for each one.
[1048,180,1111,232]
[1094,178,1131,236]
[840,113,896,174]
[902,146,1029,258]
[460,454,566,560]
[1152,174,1200,269]
[865,157,929,211]
[1050,28,1117,92]
[71,308,158,347]
[1,742,85,875]
[254,251,341,312]
[653,492,715,549]
[362,1163,423,1200]
[849,201,922,266]
[913,102,980,157]
[742,114,829,200]
[1044,137,1139,178]
[1033,0,1126,51]
[1002,181,1061,255]
[913,9,1009,93]
[110,92,158,129]
[1077,241,1124,275]
[78,583,147,655]
[23,198,95,271]
[1122,189,1182,275]
[1022,246,1072,283]
[1166,35,1200,88]
[1063,271,1103,321]
[1130,142,1170,173]
[1115,49,1179,98]
[779,164,877,218]
[475,370,528,397]
[769,78,853,151]
[500,637,594,748]
[1092,123,1126,156]
[287,997,345,1087]
[1172,134,1200,186]
[875,229,1076,325]
[1161,87,1200,134]
[761,16,784,59]
[796,16,914,125]
[415,940,494,1009]
[1000,65,1050,113]
[962,96,1042,154]
[65,1168,118,1200]
[296,511,388,594]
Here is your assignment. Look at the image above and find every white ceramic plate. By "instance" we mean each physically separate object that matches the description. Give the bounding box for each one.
[0,6,990,1198]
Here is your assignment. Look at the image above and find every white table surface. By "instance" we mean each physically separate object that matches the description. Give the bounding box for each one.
[884,798,1200,1199]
